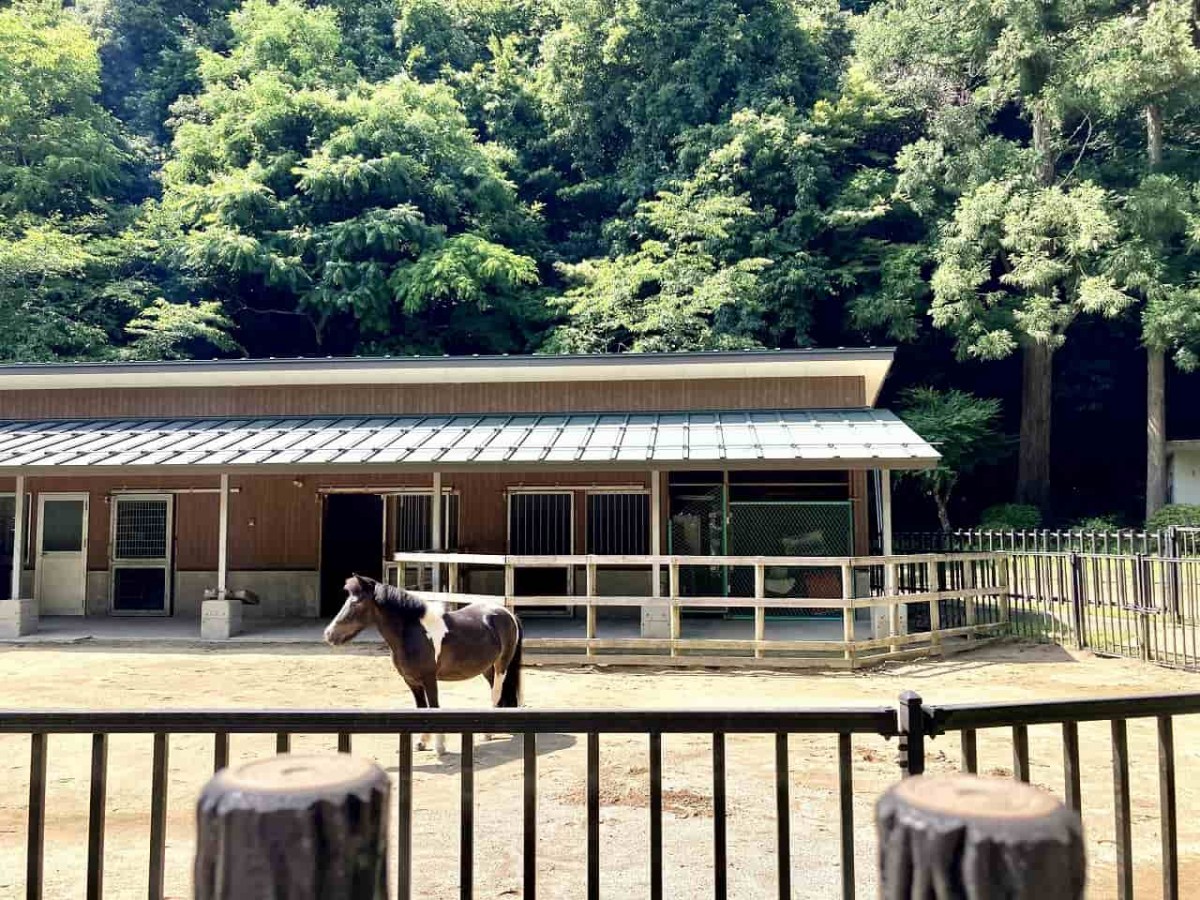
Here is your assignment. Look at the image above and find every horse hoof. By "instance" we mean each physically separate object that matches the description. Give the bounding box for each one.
[416,741,428,752]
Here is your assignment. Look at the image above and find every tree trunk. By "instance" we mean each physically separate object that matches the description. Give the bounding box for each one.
[1032,104,1056,186]
[1145,103,1167,520]
[1147,347,1168,518]
[934,490,952,533]
[1146,104,1164,170]
[1017,342,1054,512]
[194,754,390,900]
[877,774,1086,899]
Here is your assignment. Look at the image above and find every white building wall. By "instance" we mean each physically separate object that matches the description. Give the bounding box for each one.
[1169,446,1200,505]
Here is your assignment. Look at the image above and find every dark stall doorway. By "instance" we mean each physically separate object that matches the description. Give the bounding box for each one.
[320,494,384,617]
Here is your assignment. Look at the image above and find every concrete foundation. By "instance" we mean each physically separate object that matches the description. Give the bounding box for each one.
[0,598,37,637]
[200,597,243,640]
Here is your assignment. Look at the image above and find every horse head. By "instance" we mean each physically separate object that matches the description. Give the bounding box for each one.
[323,573,382,646]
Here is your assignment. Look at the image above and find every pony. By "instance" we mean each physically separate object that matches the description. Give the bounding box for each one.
[324,574,523,755]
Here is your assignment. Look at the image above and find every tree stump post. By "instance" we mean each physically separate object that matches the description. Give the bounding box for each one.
[877,773,1085,899]
[194,754,390,900]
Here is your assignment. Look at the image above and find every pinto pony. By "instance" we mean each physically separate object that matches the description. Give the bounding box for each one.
[324,574,523,754]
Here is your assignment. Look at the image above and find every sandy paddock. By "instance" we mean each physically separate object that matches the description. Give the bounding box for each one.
[2,641,1200,899]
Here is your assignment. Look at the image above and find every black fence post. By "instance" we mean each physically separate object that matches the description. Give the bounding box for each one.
[897,691,926,777]
[1069,553,1086,650]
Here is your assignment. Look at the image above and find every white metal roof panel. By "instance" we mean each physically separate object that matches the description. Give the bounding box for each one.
[0,409,940,470]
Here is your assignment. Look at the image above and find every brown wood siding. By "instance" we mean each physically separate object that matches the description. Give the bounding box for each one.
[0,376,865,420]
[11,468,867,574]
[850,470,870,555]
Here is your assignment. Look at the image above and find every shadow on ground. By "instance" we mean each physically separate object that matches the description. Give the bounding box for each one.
[395,732,577,775]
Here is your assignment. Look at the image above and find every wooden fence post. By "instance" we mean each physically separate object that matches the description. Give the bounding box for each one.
[877,774,1085,900]
[926,559,941,654]
[194,754,390,899]
[841,563,855,665]
[753,564,766,660]
[668,562,681,656]
[585,562,597,657]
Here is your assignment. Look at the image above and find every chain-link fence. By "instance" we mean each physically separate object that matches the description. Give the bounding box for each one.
[669,494,854,616]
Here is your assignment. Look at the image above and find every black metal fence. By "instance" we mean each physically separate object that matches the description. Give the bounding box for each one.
[895,526,1200,557]
[1006,552,1200,669]
[3,692,1198,900]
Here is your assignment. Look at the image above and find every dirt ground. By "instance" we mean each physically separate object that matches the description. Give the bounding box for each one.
[2,641,1199,899]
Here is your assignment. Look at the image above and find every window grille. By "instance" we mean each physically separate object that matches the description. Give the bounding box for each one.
[586,493,650,555]
[386,493,459,553]
[509,493,573,555]
[114,499,169,560]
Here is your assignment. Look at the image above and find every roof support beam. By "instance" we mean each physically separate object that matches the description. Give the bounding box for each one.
[431,471,443,592]
[218,473,230,598]
[10,475,24,600]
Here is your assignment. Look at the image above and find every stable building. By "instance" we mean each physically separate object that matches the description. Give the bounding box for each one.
[0,350,938,642]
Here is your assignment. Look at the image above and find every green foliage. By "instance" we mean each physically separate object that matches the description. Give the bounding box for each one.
[0,1,233,362]
[1070,514,1122,532]
[897,387,1004,529]
[547,186,772,352]
[161,0,546,353]
[931,178,1131,360]
[979,503,1043,530]
[1147,504,1200,530]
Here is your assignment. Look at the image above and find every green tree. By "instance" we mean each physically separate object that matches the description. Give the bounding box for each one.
[856,0,1129,512]
[0,0,230,362]
[161,0,546,355]
[897,387,1004,531]
[1075,0,1200,517]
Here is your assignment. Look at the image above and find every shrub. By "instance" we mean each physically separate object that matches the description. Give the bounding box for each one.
[1146,504,1200,529]
[1070,515,1122,532]
[979,503,1042,530]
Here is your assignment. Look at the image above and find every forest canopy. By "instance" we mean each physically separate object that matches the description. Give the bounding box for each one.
[3,0,1200,525]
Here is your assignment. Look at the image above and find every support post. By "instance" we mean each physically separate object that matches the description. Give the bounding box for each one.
[841,563,855,665]
[0,474,35,637]
[877,470,898,643]
[585,561,597,656]
[927,559,941,654]
[430,472,443,592]
[641,471,669,638]
[668,561,681,656]
[202,474,241,640]
[753,563,766,659]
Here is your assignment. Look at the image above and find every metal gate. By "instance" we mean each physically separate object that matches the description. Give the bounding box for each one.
[109,494,173,615]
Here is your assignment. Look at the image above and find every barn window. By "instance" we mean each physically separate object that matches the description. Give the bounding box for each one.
[385,493,459,553]
[586,492,650,555]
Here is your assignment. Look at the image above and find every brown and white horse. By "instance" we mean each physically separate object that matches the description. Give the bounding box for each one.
[324,574,523,755]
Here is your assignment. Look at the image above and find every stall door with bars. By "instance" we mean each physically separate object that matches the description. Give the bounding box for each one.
[36,494,89,615]
[508,491,573,598]
[385,492,459,590]
[109,495,174,615]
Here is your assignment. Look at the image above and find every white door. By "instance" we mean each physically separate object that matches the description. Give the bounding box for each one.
[36,493,89,615]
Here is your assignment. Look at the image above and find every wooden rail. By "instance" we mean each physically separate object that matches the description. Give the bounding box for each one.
[392,552,1010,668]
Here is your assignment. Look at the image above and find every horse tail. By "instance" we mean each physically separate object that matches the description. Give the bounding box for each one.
[498,614,523,708]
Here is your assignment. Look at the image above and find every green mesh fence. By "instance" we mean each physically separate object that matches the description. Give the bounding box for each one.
[668,487,726,598]
[728,501,852,617]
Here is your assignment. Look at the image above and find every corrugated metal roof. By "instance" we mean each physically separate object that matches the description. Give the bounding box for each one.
[0,410,939,471]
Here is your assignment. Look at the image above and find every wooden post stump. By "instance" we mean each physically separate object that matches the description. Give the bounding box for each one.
[877,773,1085,899]
[194,754,389,900]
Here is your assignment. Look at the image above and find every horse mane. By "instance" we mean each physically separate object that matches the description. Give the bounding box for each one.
[372,581,428,620]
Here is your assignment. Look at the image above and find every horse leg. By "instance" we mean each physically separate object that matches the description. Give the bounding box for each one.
[481,669,497,740]
[424,678,445,756]
[408,684,432,752]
